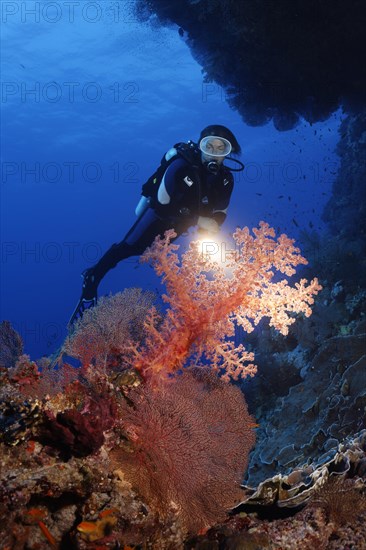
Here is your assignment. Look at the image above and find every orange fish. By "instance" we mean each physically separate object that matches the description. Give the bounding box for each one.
[25,508,48,522]
[248,423,260,429]
[38,521,56,546]
[76,521,98,534]
[77,516,117,542]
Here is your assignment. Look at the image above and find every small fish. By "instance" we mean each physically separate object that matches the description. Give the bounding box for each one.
[277,195,284,199]
[292,218,299,227]
[255,193,262,196]
[38,521,56,546]
[77,522,97,534]
[77,517,118,542]
[26,508,48,521]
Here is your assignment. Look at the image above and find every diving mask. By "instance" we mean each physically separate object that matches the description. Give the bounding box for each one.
[199,136,232,158]
[199,136,232,174]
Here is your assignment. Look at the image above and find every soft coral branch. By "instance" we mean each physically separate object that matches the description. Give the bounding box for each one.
[133,222,322,381]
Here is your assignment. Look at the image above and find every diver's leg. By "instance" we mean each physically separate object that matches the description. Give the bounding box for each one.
[81,208,170,299]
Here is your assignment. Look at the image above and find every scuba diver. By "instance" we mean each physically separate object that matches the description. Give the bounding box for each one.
[69,125,244,326]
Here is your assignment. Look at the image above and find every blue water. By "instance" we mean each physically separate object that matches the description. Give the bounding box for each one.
[1,1,343,360]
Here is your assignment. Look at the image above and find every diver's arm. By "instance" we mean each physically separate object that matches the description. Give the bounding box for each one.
[156,158,194,210]
[154,158,197,218]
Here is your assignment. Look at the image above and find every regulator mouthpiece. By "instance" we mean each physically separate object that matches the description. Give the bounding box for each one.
[205,160,220,174]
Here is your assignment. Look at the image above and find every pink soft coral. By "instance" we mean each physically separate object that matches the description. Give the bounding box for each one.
[130,222,321,382]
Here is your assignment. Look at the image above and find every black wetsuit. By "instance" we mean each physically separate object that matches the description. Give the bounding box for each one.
[85,156,234,292]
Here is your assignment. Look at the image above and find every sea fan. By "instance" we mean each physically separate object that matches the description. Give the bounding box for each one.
[112,368,256,534]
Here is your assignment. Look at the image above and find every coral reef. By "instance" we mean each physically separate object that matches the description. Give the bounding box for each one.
[0,320,23,368]
[321,109,366,288]
[243,280,366,485]
[0,355,256,547]
[246,328,366,483]
[186,431,366,549]
[241,113,366,487]
[323,110,366,241]
[0,223,323,547]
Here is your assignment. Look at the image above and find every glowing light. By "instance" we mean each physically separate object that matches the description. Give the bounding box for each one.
[196,232,239,271]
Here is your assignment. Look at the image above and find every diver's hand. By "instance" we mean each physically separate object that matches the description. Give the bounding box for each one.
[197,216,220,234]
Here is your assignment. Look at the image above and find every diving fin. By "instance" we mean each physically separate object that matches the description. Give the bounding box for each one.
[68,296,97,328]
[68,267,100,328]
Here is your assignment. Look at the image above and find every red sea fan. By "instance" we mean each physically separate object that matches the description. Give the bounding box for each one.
[114,368,256,534]
[62,288,156,369]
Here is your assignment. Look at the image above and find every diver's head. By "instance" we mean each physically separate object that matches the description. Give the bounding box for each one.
[198,125,241,174]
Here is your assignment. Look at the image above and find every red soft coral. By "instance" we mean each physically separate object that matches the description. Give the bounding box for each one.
[130,222,321,382]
